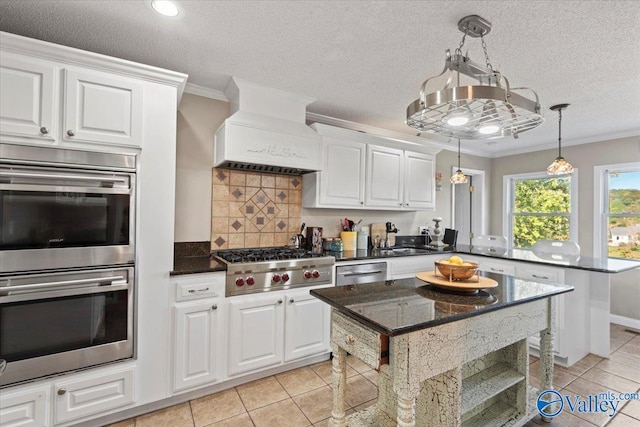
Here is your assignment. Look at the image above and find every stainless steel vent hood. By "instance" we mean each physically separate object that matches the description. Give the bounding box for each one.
[213,78,321,175]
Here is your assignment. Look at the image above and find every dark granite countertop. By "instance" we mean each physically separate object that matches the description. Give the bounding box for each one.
[171,241,226,276]
[310,274,573,337]
[171,255,226,276]
[331,244,640,273]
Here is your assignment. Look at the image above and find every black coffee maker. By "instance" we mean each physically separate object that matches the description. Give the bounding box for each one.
[443,228,458,247]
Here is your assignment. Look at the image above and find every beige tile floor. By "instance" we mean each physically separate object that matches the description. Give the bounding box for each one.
[108,324,640,427]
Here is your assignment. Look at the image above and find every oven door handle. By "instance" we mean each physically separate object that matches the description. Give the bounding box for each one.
[0,170,129,185]
[1,276,127,295]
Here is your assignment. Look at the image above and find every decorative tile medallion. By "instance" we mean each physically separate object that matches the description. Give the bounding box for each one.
[211,169,302,249]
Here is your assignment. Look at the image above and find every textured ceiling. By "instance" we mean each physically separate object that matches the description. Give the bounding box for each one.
[1,0,639,157]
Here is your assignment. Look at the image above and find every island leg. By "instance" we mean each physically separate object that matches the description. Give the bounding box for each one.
[329,344,348,427]
[539,297,556,423]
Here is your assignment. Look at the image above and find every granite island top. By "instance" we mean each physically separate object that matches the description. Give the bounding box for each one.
[310,274,573,337]
[331,244,640,273]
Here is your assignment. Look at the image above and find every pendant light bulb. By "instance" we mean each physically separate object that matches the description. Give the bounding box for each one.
[547,104,573,175]
[450,139,468,184]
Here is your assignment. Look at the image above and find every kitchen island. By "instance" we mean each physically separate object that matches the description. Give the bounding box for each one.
[311,275,573,426]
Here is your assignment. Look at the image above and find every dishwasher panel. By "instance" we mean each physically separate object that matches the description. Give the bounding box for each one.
[336,262,387,286]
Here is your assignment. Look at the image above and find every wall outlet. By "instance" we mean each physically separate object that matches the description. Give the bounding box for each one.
[419,226,429,235]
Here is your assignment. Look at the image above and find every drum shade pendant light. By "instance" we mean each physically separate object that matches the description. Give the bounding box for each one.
[406,15,543,140]
[450,139,468,184]
[547,104,574,175]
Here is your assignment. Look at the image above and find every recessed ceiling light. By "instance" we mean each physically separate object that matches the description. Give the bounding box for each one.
[150,0,182,18]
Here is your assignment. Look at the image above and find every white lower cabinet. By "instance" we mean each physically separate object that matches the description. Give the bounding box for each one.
[228,287,332,377]
[228,294,285,376]
[0,386,50,427]
[173,299,222,392]
[514,263,567,358]
[53,367,135,424]
[171,272,225,393]
[284,289,330,362]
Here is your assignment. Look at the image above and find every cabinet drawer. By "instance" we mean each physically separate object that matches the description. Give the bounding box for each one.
[516,265,564,284]
[479,261,516,276]
[331,311,388,370]
[174,273,225,302]
[54,367,134,424]
[0,386,50,427]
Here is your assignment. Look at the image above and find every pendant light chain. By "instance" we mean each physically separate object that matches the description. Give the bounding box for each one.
[455,27,469,56]
[480,34,494,72]
[457,138,462,169]
[557,107,563,157]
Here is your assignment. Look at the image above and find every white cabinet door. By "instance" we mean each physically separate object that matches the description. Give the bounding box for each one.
[54,367,134,424]
[319,137,366,207]
[0,54,56,143]
[228,295,284,376]
[284,290,330,361]
[0,386,50,427]
[63,69,143,147]
[366,145,403,208]
[173,299,221,392]
[403,151,435,209]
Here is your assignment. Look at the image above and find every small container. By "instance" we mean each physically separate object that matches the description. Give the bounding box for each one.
[340,231,357,251]
[330,238,343,252]
[357,231,369,250]
[323,238,334,251]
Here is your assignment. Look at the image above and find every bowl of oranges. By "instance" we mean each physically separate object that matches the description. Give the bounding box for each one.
[435,256,479,281]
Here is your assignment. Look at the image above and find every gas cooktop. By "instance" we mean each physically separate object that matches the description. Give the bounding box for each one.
[214,247,324,264]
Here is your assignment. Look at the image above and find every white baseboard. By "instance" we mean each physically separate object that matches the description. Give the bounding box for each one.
[610,314,640,331]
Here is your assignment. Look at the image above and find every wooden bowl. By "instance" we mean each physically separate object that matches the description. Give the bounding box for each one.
[435,260,479,281]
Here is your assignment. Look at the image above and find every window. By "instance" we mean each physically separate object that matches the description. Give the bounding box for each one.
[503,171,578,248]
[594,163,640,260]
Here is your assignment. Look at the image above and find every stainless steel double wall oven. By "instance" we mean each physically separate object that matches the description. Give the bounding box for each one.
[0,143,137,386]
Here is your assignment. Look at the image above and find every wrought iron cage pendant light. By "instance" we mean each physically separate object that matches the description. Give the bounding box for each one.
[450,139,468,184]
[547,103,574,175]
[406,15,543,140]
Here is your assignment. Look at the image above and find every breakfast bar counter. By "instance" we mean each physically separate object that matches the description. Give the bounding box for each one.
[311,276,573,426]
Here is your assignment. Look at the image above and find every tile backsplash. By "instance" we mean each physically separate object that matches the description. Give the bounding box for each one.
[211,168,303,250]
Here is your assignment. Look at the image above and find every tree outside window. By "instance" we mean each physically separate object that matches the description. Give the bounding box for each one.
[504,172,577,249]
[606,171,640,260]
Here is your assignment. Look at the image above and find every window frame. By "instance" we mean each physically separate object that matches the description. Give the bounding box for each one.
[593,162,640,260]
[502,170,579,249]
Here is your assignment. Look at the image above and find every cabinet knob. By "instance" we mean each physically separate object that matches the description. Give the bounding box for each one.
[289,298,294,303]
[211,304,218,310]
[345,335,355,345]
[39,127,49,135]
[277,299,283,304]
[399,203,403,206]
[67,130,75,137]
[57,388,67,396]
[360,201,364,205]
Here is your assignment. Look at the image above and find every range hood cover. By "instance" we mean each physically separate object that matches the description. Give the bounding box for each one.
[214,78,321,175]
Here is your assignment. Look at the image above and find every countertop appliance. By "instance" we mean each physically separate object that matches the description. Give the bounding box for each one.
[214,247,334,297]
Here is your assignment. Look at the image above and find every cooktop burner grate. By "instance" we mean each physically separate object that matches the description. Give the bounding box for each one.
[215,247,323,263]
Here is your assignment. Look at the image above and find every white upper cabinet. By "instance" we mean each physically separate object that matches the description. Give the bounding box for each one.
[303,124,438,211]
[63,69,143,147]
[366,144,404,208]
[1,42,149,150]
[403,151,435,209]
[319,137,366,206]
[0,54,56,143]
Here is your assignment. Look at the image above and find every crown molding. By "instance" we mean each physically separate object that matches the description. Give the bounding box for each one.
[1,31,188,104]
[184,83,229,101]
